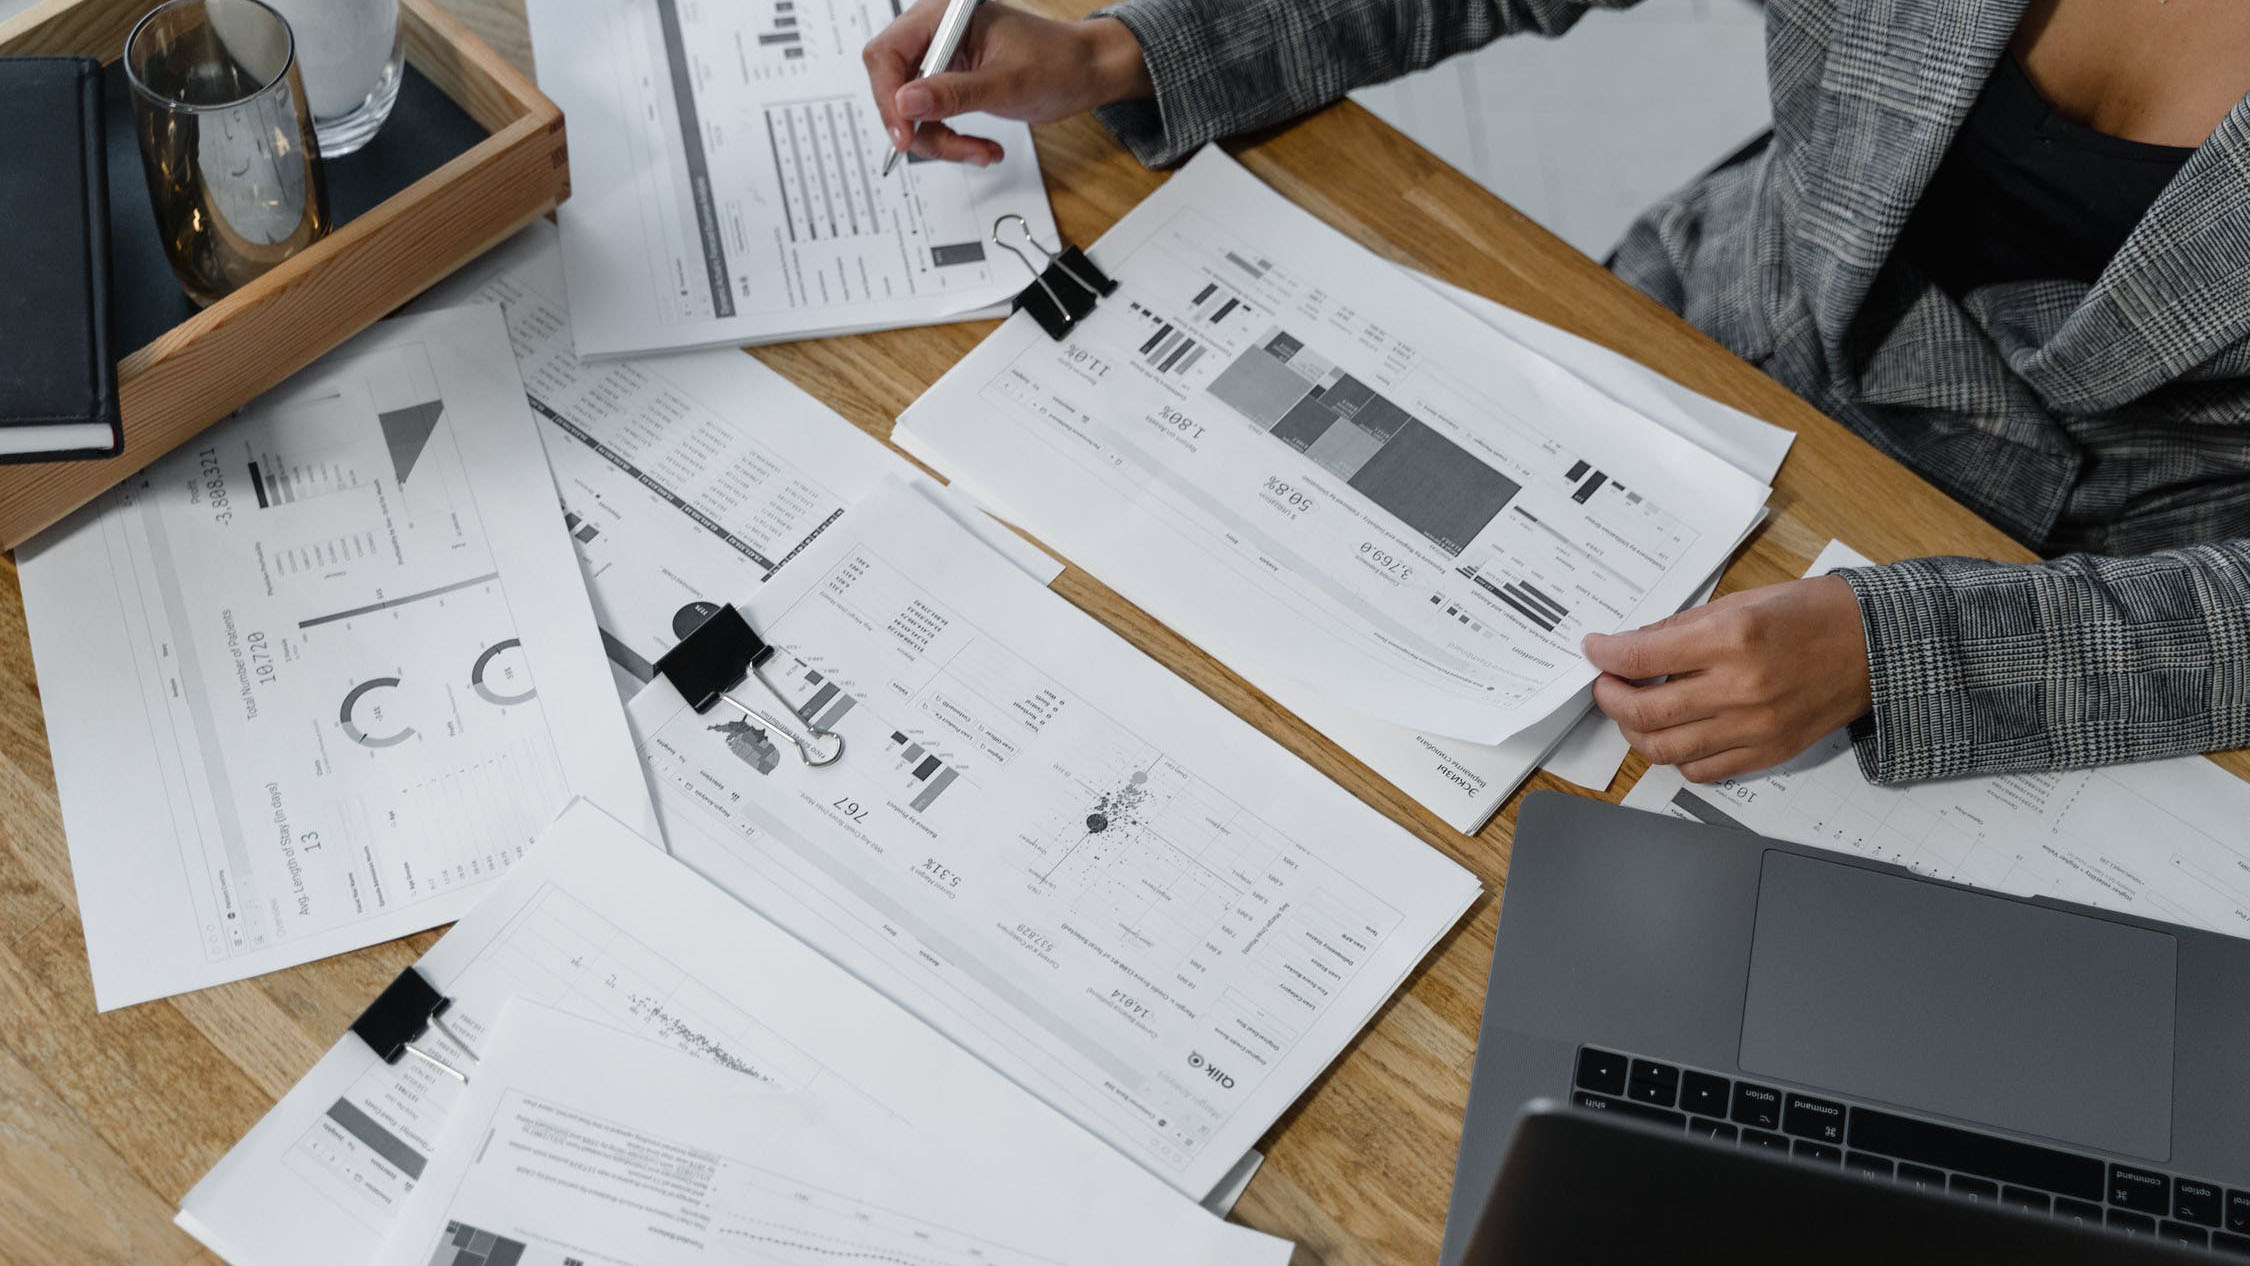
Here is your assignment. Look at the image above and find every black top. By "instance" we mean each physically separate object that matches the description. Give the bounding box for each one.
[1900,54,2195,294]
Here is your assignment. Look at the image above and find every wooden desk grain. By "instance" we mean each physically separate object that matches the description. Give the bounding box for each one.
[6,2,2244,1263]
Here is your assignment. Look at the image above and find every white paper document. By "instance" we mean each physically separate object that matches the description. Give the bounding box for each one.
[1425,272,1798,795]
[19,308,653,1010]
[180,802,1287,1266]
[1255,277,1798,831]
[1540,702,1638,791]
[1413,274,1796,484]
[628,479,1481,1198]
[376,1001,1287,1266]
[1285,270,1805,816]
[1623,542,2250,936]
[896,148,1771,747]
[526,0,1057,356]
[414,222,1058,696]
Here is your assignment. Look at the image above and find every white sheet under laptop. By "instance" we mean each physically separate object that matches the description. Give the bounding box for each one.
[628,478,1481,1200]
[894,148,1771,749]
[412,221,1059,698]
[178,802,1287,1266]
[18,307,653,1010]
[1625,541,2250,936]
[526,0,1056,356]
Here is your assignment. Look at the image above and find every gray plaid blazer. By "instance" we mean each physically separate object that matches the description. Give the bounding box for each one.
[1095,0,2250,782]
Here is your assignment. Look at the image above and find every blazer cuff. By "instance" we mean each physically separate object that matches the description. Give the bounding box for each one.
[1092,0,1223,167]
[1835,560,1971,784]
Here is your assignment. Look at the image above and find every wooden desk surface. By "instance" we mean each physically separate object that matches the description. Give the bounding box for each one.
[8,2,2243,1264]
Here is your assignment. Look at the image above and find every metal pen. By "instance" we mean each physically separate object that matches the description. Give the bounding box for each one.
[880,0,982,176]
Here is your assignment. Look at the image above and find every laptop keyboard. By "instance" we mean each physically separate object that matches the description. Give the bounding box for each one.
[1572,1046,2250,1255]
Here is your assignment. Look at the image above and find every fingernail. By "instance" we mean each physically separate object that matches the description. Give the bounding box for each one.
[890,123,909,150]
[897,83,933,118]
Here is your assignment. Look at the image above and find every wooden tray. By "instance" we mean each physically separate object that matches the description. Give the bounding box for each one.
[0,0,567,549]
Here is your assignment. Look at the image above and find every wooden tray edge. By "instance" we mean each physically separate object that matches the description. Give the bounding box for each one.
[0,0,568,551]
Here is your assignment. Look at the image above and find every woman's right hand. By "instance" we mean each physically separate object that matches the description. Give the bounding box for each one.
[863,1,1153,165]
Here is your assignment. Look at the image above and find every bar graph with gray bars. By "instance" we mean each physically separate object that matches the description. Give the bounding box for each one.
[889,731,959,813]
[325,1096,427,1179]
[794,666,859,733]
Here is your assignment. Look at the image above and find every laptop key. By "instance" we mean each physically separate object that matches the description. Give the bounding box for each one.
[2110,1164,2170,1215]
[1574,1047,1628,1096]
[1844,1152,1892,1178]
[2159,1221,2209,1249]
[1688,1117,1736,1144]
[1627,1059,1679,1107]
[1732,1082,1783,1130]
[1895,1163,1945,1193]
[2177,1179,2223,1227]
[1742,1128,1788,1153]
[2108,1209,2156,1236]
[2052,1197,2103,1226]
[2215,1231,2250,1257]
[1793,1140,1841,1164]
[1782,1093,1846,1145]
[1847,1105,2106,1202]
[1680,1070,1729,1117]
[1572,1090,1684,1130]
[2230,1190,2250,1235]
[1999,1187,2048,1214]
[1949,1175,1997,1203]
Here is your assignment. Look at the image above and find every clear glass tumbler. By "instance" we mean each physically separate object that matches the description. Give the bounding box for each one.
[125,0,332,307]
[260,0,404,156]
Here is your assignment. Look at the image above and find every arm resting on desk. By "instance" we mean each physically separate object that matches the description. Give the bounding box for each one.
[1838,544,2250,782]
[1091,0,1637,166]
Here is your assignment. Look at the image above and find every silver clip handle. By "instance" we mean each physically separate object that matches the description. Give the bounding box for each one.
[716,690,845,767]
[992,214,1106,305]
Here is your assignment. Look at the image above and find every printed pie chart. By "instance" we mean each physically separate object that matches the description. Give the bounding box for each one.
[471,638,537,705]
[339,677,416,747]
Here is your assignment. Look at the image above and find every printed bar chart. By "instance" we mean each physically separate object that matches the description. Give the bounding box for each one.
[889,730,959,813]
[796,666,859,732]
[759,0,802,58]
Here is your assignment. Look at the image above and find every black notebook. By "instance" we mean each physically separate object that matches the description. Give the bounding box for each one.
[0,56,122,461]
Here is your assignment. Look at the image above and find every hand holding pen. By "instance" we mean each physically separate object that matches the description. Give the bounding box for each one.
[863,0,1154,172]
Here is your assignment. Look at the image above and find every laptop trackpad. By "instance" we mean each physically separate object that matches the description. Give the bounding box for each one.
[1739,850,2176,1160]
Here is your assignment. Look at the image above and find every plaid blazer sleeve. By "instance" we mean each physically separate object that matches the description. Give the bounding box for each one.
[1834,546,2250,783]
[1091,0,1623,167]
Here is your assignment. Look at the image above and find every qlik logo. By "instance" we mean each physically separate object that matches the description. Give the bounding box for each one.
[1187,1050,1235,1090]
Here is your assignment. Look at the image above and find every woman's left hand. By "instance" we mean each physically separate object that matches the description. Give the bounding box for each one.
[1584,575,1873,782]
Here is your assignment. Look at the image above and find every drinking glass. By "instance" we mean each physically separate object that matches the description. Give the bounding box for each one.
[125,0,331,307]
[262,0,404,155]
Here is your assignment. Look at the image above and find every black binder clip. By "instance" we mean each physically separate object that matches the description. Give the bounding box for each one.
[351,967,479,1082]
[994,213,1117,340]
[654,604,844,767]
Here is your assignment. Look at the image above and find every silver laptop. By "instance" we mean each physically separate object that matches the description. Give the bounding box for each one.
[1441,792,2250,1263]
[1453,1102,2203,1264]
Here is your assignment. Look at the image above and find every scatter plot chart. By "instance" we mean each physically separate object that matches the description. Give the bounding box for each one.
[1081,769,1149,837]
[1017,747,1279,970]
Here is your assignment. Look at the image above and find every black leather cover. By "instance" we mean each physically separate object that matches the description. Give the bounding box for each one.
[0,56,122,460]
